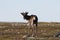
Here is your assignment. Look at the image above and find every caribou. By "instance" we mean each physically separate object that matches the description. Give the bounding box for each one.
[21,12,38,37]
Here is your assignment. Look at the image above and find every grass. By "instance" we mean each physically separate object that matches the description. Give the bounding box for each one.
[0,22,60,40]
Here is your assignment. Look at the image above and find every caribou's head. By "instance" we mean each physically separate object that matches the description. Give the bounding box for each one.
[21,12,28,16]
[21,12,29,19]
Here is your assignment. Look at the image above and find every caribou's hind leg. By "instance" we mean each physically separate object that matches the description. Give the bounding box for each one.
[32,20,38,37]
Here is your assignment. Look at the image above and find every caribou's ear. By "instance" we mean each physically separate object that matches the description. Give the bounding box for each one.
[21,12,24,15]
[20,13,23,15]
[25,12,28,15]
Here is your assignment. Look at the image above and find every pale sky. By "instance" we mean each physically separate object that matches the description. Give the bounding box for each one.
[0,0,60,22]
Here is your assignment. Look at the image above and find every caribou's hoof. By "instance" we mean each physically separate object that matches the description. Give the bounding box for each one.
[22,35,27,38]
[31,34,37,37]
[22,34,31,38]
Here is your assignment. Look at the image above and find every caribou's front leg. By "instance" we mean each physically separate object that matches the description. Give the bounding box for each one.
[30,20,35,37]
[27,20,31,37]
[22,21,31,38]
